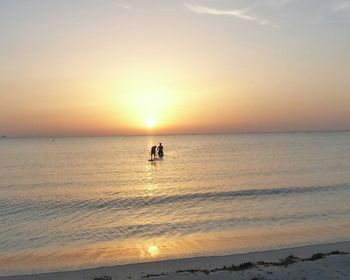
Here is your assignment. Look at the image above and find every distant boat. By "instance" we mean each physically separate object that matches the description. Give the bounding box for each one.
[1,135,6,138]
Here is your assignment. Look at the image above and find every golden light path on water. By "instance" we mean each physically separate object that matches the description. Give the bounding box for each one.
[1,222,350,275]
[145,245,160,258]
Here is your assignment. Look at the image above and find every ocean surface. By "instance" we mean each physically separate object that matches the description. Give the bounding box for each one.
[1,132,350,276]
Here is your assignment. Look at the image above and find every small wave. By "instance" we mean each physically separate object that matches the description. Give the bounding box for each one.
[1,184,349,218]
[2,207,350,251]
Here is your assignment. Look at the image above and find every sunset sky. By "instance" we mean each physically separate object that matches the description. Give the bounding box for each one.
[1,0,350,136]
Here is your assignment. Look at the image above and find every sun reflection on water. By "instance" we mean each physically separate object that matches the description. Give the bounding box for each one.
[147,245,160,257]
[140,244,161,259]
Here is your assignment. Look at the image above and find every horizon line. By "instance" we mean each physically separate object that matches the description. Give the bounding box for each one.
[2,129,349,139]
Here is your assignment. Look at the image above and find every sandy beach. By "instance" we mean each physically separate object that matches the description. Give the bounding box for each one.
[1,241,349,280]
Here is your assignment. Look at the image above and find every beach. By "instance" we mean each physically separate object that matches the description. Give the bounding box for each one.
[1,241,349,280]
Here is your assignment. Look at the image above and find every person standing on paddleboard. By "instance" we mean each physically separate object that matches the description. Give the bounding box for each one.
[151,145,157,160]
[157,143,164,157]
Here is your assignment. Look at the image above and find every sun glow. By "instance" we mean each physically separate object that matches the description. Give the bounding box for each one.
[112,74,184,132]
[145,118,155,129]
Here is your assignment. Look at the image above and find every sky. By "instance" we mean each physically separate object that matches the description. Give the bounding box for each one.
[1,0,350,136]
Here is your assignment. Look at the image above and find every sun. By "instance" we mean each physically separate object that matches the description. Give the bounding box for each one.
[145,118,155,129]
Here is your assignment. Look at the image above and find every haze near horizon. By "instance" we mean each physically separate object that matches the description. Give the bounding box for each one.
[1,0,350,136]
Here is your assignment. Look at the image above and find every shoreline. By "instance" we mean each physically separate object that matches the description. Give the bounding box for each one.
[2,241,350,280]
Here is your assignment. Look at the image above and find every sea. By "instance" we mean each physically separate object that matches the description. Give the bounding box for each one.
[1,132,350,276]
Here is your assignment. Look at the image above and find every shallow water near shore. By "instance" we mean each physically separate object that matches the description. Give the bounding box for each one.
[1,132,350,275]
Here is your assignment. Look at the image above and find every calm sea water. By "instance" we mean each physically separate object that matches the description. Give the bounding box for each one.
[1,132,350,275]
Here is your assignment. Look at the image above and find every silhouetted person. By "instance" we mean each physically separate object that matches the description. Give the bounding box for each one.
[151,145,157,160]
[157,143,164,157]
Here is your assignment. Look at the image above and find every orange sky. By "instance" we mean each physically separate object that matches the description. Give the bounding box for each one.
[1,0,350,136]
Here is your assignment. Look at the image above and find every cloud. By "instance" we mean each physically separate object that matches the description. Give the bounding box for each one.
[264,0,296,7]
[184,3,271,26]
[114,2,132,10]
[332,0,350,13]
